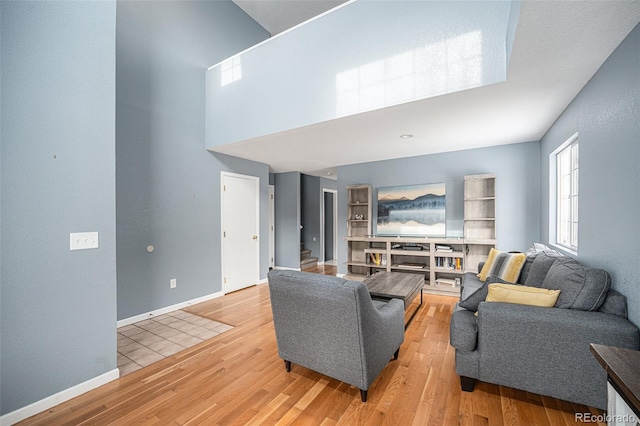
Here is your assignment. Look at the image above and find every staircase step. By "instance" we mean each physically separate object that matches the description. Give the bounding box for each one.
[300,249,312,260]
[300,257,318,271]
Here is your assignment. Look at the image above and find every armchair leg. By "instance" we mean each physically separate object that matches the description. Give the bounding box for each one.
[360,389,368,402]
[394,348,400,360]
[284,360,291,372]
[460,376,475,392]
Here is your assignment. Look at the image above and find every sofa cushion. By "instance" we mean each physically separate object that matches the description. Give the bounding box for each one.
[460,272,484,300]
[486,283,561,308]
[524,251,563,287]
[459,276,510,312]
[450,307,478,352]
[517,255,536,284]
[598,290,628,318]
[481,251,527,283]
[520,244,558,284]
[541,257,611,311]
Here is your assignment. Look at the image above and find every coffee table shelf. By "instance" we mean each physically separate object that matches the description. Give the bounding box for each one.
[364,271,424,328]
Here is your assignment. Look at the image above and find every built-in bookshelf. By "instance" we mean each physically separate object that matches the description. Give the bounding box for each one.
[345,235,465,296]
[432,241,465,294]
[344,174,496,295]
[464,174,496,272]
[346,184,372,277]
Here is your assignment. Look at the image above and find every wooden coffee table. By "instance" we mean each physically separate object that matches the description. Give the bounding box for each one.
[364,271,424,328]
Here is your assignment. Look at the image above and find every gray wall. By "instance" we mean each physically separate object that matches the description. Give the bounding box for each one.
[301,175,338,263]
[275,172,301,269]
[116,1,269,320]
[1,1,117,415]
[301,174,321,259]
[337,142,541,275]
[540,23,640,327]
[320,177,337,263]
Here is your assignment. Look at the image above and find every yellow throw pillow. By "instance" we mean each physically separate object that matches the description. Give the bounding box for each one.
[477,248,500,281]
[486,283,561,308]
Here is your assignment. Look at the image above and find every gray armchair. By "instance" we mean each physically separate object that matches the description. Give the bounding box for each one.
[267,270,405,402]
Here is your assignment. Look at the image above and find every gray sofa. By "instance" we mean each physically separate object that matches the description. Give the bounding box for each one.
[267,269,404,402]
[450,249,640,409]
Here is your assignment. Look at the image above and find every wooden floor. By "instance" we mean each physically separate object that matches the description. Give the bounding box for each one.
[21,265,604,425]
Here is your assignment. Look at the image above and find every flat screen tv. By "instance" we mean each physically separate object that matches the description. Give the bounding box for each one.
[377,182,446,236]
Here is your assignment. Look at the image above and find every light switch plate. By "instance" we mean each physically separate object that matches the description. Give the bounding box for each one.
[70,232,99,250]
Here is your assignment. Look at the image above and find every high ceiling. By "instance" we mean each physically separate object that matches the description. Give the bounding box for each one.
[233,0,349,36]
[224,1,640,178]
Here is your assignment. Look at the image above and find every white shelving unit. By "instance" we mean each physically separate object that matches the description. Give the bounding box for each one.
[344,174,496,295]
[345,235,465,297]
[464,174,496,272]
[345,184,372,278]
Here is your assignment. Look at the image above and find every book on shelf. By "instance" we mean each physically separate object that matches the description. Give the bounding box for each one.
[369,253,387,266]
[398,262,426,269]
[434,278,460,287]
[435,256,463,270]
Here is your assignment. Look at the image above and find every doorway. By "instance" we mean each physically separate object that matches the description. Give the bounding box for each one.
[268,185,275,270]
[322,189,337,265]
[221,172,260,293]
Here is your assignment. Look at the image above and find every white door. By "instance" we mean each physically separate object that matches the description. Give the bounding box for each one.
[222,172,259,293]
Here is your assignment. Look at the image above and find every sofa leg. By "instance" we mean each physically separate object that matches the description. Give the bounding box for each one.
[460,376,475,392]
[394,348,400,360]
[360,389,368,402]
[284,360,291,372]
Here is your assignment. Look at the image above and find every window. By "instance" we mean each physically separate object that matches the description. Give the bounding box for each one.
[554,134,579,251]
[221,56,242,86]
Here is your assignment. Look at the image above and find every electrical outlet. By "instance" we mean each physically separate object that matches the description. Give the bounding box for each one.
[70,232,99,250]
[170,278,177,289]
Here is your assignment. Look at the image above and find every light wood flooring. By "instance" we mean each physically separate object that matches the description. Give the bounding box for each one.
[20,265,604,425]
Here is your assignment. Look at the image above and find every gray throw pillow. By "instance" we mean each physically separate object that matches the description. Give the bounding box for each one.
[459,276,510,311]
[598,290,628,318]
[517,255,537,284]
[524,251,563,288]
[541,257,611,311]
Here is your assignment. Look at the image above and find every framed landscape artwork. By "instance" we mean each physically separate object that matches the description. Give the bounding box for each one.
[377,183,446,236]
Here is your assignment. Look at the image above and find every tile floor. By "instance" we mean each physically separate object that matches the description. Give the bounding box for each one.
[117,310,233,376]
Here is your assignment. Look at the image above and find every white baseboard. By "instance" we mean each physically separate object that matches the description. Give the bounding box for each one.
[117,291,224,328]
[273,266,301,271]
[337,273,346,278]
[0,369,119,426]
[257,277,268,285]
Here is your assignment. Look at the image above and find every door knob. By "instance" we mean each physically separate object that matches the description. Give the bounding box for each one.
[252,235,258,240]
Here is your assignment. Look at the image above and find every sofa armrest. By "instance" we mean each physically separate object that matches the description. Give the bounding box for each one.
[360,298,405,387]
[374,298,405,323]
[477,301,640,408]
[364,298,405,348]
